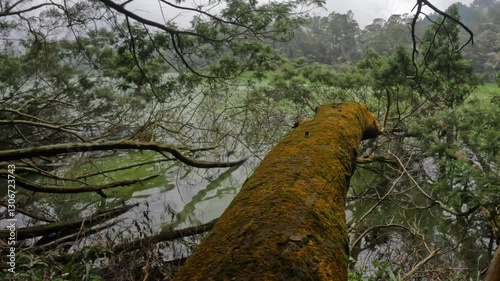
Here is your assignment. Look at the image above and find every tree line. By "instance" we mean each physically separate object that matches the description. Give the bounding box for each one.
[277,0,500,82]
[0,0,499,280]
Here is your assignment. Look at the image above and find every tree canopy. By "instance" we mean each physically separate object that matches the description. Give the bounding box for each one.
[0,1,499,280]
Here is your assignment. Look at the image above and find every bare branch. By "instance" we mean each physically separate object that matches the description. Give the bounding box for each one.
[0,3,53,17]
[349,158,406,231]
[0,140,247,168]
[0,204,135,240]
[28,220,121,254]
[0,201,56,223]
[410,0,474,80]
[0,120,90,142]
[421,0,473,51]
[124,16,164,101]
[403,248,441,280]
[110,219,217,255]
[350,224,411,254]
[74,158,175,179]
[357,155,396,164]
[98,0,222,42]
[14,174,160,194]
[390,152,480,216]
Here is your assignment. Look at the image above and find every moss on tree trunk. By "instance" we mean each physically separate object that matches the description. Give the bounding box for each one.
[486,245,500,281]
[173,102,381,281]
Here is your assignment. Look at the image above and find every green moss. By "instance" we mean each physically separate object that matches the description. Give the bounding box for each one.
[173,102,380,281]
[246,183,262,191]
[310,210,329,231]
[267,200,277,209]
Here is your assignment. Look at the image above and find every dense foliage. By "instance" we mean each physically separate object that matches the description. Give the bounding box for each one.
[0,0,498,280]
[279,0,500,82]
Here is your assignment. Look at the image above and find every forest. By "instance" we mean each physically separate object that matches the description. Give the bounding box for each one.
[0,0,499,280]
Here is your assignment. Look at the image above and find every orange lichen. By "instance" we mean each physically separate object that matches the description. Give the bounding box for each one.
[173,102,380,281]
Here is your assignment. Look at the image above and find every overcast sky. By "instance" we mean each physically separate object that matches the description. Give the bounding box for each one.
[322,0,475,27]
[128,0,475,29]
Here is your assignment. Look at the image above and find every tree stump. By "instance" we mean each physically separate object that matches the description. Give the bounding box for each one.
[173,102,381,281]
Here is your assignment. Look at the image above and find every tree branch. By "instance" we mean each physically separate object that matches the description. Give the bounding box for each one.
[98,0,223,42]
[0,3,53,17]
[110,219,217,255]
[0,201,56,223]
[0,120,90,142]
[0,204,135,240]
[14,174,160,195]
[390,152,479,216]
[0,140,246,168]
[403,248,441,280]
[357,155,396,164]
[421,0,473,51]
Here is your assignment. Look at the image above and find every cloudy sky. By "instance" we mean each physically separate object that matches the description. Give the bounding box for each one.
[322,0,475,27]
[128,0,475,29]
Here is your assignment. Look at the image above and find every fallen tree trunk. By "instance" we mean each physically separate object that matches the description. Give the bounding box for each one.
[486,245,500,281]
[173,102,381,281]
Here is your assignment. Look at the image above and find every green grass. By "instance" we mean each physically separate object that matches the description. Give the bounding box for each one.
[469,83,500,101]
[238,70,280,82]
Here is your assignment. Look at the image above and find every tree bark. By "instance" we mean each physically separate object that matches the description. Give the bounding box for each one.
[486,245,500,281]
[173,102,381,281]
